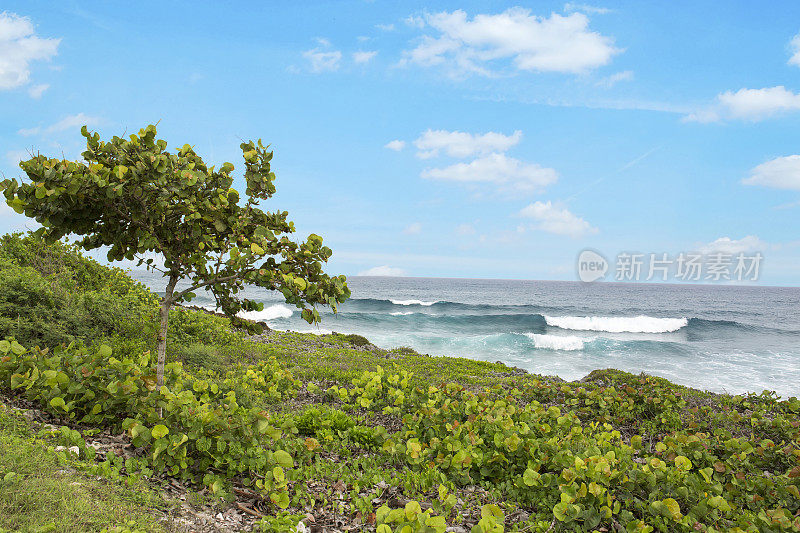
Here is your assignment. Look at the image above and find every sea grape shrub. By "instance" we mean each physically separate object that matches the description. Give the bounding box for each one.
[330,368,800,532]
[0,339,300,507]
[326,365,415,414]
[375,501,448,533]
[295,406,356,437]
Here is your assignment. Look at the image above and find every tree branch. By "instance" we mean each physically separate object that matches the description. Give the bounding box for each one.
[168,268,258,304]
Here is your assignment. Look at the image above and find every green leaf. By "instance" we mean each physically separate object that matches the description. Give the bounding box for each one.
[661,498,681,520]
[405,500,422,520]
[98,344,112,358]
[273,449,293,468]
[523,468,539,486]
[481,504,503,519]
[269,491,289,509]
[9,197,25,214]
[152,424,169,439]
[50,397,66,410]
[255,226,274,240]
[553,501,569,522]
[674,455,692,470]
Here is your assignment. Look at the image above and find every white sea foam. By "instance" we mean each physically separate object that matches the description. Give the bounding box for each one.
[525,333,585,351]
[237,304,293,321]
[544,315,688,333]
[390,299,438,306]
[278,326,335,335]
[390,311,415,316]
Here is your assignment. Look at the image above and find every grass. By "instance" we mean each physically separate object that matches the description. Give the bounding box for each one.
[0,404,167,533]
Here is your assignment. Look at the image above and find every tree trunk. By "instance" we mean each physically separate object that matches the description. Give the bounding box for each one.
[156,275,179,415]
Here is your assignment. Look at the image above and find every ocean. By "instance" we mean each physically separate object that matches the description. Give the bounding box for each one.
[130,272,800,399]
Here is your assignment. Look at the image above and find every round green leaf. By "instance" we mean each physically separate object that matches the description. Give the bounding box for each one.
[273,449,293,468]
[151,424,169,439]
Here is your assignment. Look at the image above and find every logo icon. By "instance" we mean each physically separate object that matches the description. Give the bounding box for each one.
[577,249,608,282]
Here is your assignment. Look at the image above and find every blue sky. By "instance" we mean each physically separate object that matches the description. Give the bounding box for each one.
[1,1,800,284]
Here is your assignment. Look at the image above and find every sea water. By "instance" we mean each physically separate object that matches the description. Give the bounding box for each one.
[131,272,800,398]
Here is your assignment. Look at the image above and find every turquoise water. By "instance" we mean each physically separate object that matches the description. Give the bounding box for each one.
[132,272,800,398]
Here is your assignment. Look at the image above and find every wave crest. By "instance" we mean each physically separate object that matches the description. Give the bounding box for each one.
[390,299,439,306]
[544,315,688,333]
[525,333,585,351]
[238,304,294,321]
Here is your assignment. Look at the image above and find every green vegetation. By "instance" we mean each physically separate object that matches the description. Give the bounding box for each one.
[0,233,799,532]
[0,404,166,533]
[1,124,349,389]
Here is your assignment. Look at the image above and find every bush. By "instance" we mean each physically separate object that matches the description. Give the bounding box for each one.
[172,343,223,370]
[345,334,371,347]
[391,346,419,355]
[0,338,300,508]
[294,406,355,437]
[0,233,158,350]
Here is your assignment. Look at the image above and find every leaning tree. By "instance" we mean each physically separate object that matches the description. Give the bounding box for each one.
[1,124,350,391]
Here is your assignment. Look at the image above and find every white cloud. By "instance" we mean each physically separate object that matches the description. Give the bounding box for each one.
[685,86,800,123]
[455,223,476,235]
[518,201,598,237]
[27,82,48,98]
[400,8,620,77]
[596,70,633,88]
[18,112,100,137]
[563,3,612,14]
[413,129,522,159]
[384,139,406,151]
[0,12,60,90]
[404,15,426,29]
[719,87,800,120]
[302,47,342,73]
[743,155,800,190]
[376,23,395,31]
[421,153,558,193]
[775,200,800,210]
[402,222,422,235]
[353,50,377,64]
[357,265,407,276]
[789,33,800,66]
[682,109,720,124]
[699,236,766,255]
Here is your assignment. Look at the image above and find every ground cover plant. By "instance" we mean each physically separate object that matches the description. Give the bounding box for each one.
[0,234,798,532]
